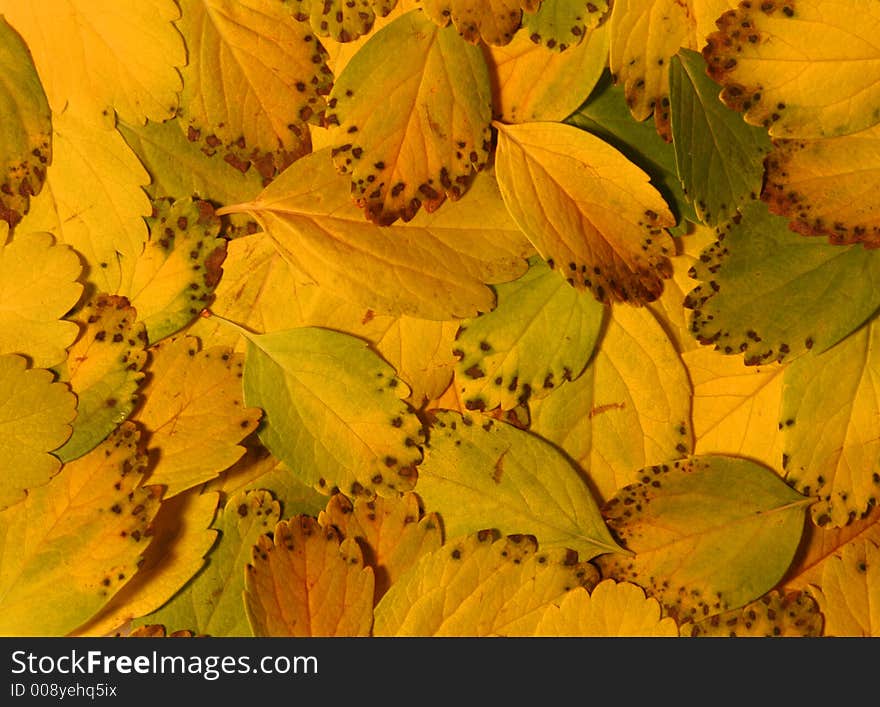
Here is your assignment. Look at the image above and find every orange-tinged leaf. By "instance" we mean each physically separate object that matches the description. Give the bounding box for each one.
[244,516,374,636]
[0,423,161,636]
[133,336,262,497]
[292,0,399,42]
[319,492,442,603]
[680,590,823,637]
[533,580,679,637]
[220,150,532,320]
[372,532,599,636]
[175,0,331,179]
[0,354,76,510]
[704,0,880,138]
[417,0,541,46]
[762,124,880,246]
[494,120,676,304]
[0,0,185,125]
[486,19,609,123]
[809,539,880,636]
[326,10,492,224]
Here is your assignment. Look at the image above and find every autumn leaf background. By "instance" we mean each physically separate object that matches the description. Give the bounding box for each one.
[0,0,878,638]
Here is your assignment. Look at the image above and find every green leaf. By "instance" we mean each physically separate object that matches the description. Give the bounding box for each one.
[453,257,605,412]
[416,410,622,560]
[781,318,880,528]
[522,0,608,52]
[138,490,281,636]
[685,200,880,365]
[669,49,773,226]
[596,454,811,623]
[234,324,425,498]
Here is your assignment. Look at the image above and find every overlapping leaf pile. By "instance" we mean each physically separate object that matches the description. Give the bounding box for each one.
[0,0,878,637]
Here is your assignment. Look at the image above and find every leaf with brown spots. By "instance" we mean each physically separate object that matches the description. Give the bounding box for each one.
[128,198,227,345]
[530,303,693,504]
[0,17,51,229]
[218,149,533,320]
[680,589,823,636]
[132,335,262,497]
[596,455,811,623]
[523,0,608,52]
[0,354,76,510]
[533,580,679,636]
[0,231,83,368]
[326,9,492,224]
[54,295,148,463]
[809,538,880,636]
[781,319,880,529]
[453,257,605,412]
[416,410,622,559]
[319,492,442,603]
[704,0,880,139]
[0,0,185,125]
[0,423,162,636]
[762,124,880,247]
[417,0,542,46]
[373,531,599,636]
[175,0,331,182]
[291,0,399,42]
[494,120,676,305]
[244,516,375,636]
[485,18,609,123]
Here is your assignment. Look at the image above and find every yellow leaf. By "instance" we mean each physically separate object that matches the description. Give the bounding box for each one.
[809,539,880,636]
[533,580,679,637]
[73,489,220,636]
[0,0,185,124]
[0,354,76,509]
[0,423,162,636]
[132,336,262,496]
[486,19,609,123]
[319,492,443,603]
[372,531,599,636]
[494,120,676,304]
[326,9,492,224]
[523,0,609,52]
[762,124,880,247]
[704,0,880,138]
[175,0,331,177]
[683,346,786,474]
[292,0,399,42]
[681,590,823,637]
[18,110,151,295]
[244,516,375,636]
[219,149,532,320]
[416,0,541,46]
[0,232,82,368]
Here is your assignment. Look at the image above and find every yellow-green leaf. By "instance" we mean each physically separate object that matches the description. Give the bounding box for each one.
[373,531,599,636]
[175,0,330,179]
[530,304,693,503]
[326,10,492,224]
[54,295,148,462]
[236,324,424,498]
[0,423,161,636]
[0,232,82,368]
[762,124,880,247]
[0,16,50,228]
[417,410,622,559]
[781,320,880,528]
[523,0,608,52]
[681,590,823,637]
[133,336,262,496]
[453,257,605,412]
[219,149,532,320]
[494,120,676,304]
[533,580,679,637]
[704,0,880,138]
[416,0,541,46]
[809,539,880,636]
[0,0,185,124]
[0,354,76,509]
[486,18,609,123]
[596,455,811,622]
[292,0,399,42]
[244,516,375,636]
